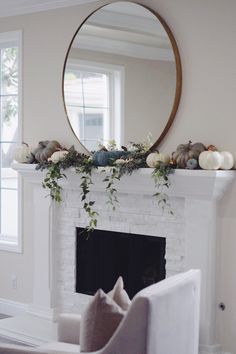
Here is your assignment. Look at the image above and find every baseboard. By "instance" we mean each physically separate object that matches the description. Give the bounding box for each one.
[199,344,234,354]
[0,314,57,346]
[0,298,28,316]
[200,347,231,354]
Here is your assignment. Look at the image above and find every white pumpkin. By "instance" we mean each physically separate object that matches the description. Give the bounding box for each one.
[220,151,234,170]
[49,150,68,163]
[13,143,32,163]
[199,151,223,170]
[146,152,170,168]
[199,150,234,170]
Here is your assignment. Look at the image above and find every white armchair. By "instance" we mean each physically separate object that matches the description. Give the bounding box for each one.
[0,270,201,354]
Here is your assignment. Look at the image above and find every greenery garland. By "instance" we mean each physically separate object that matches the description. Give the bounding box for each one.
[37,144,174,233]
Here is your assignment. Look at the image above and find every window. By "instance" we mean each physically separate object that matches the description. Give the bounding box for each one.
[64,60,124,151]
[0,31,22,252]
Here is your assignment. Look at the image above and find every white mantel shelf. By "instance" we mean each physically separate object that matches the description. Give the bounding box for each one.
[13,162,235,200]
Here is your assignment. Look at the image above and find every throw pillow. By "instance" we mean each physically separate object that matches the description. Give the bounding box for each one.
[80,289,125,352]
[108,276,131,311]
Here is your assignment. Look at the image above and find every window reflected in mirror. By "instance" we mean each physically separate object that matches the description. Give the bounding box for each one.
[65,61,123,150]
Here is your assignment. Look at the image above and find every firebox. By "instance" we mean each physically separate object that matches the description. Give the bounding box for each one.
[76,228,166,298]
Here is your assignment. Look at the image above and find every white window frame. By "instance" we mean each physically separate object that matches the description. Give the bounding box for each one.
[0,30,22,253]
[65,59,125,148]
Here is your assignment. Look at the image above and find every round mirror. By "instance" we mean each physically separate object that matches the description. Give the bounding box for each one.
[63,1,181,152]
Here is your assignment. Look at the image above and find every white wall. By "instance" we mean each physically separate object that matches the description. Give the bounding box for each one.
[0,0,235,352]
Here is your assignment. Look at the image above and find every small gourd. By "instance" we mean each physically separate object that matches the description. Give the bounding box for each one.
[13,143,32,163]
[146,152,170,168]
[172,141,206,168]
[49,150,68,163]
[33,140,62,163]
[199,148,234,170]
[186,158,198,169]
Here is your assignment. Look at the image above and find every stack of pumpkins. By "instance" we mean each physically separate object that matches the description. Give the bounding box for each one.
[198,145,234,170]
[146,141,234,170]
[13,141,69,164]
[14,140,234,171]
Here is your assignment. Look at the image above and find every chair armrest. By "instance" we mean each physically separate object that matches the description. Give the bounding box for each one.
[0,343,45,354]
[58,313,81,345]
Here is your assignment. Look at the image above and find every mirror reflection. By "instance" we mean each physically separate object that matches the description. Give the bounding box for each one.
[63,2,179,151]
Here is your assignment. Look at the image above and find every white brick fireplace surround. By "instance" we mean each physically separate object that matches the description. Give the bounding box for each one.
[10,164,236,353]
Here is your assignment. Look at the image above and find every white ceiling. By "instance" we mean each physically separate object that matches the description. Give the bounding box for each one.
[0,0,98,18]
[72,3,174,61]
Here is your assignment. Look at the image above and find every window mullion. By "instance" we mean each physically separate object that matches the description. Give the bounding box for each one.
[0,49,2,235]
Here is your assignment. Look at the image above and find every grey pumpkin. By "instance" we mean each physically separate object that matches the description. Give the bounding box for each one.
[33,140,62,162]
[172,141,206,168]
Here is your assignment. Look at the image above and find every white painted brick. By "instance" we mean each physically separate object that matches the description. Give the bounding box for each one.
[97,221,130,234]
[166,270,180,277]
[59,208,80,219]
[166,262,185,272]
[65,197,83,208]
[58,239,75,249]
[59,258,75,268]
[57,215,75,223]
[130,224,163,237]
[108,214,130,223]
[165,253,184,261]
[57,225,75,235]
[54,185,187,312]
[166,237,184,247]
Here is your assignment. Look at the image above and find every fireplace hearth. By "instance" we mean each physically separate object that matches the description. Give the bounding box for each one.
[76,228,166,298]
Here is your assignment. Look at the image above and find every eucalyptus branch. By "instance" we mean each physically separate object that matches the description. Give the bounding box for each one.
[38,146,98,233]
[102,166,121,211]
[115,151,148,176]
[102,150,147,211]
[76,160,98,234]
[42,163,65,202]
[152,163,174,215]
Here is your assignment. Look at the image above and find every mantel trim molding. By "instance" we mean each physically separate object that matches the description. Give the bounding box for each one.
[12,163,235,200]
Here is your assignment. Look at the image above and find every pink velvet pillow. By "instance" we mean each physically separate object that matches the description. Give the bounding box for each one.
[80,289,125,352]
[108,276,131,311]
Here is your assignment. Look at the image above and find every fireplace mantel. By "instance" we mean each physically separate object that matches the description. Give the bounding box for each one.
[13,162,235,199]
[12,163,235,354]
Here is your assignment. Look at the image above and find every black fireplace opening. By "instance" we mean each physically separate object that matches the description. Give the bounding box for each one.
[76,228,166,299]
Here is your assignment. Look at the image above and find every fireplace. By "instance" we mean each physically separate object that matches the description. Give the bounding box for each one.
[13,164,235,353]
[76,228,166,298]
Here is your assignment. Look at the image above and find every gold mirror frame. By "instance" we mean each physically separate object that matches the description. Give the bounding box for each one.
[62,1,182,152]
